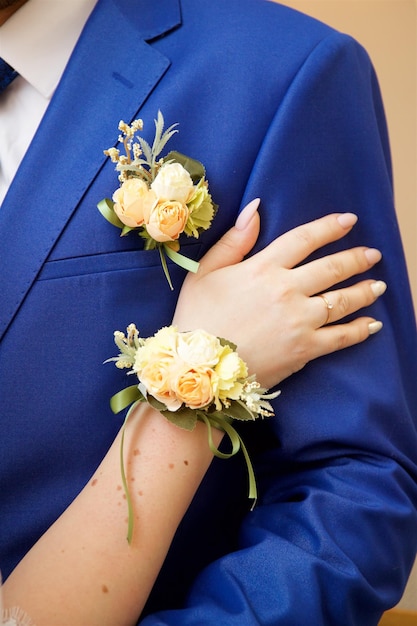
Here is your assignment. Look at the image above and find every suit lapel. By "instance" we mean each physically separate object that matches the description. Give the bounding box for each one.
[0,0,181,340]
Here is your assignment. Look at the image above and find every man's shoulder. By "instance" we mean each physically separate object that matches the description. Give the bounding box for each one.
[172,0,362,84]
[180,0,335,38]
[176,0,351,66]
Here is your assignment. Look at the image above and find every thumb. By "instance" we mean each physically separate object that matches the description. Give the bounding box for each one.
[197,198,261,276]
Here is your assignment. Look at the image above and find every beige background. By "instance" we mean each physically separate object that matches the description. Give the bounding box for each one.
[277,0,417,612]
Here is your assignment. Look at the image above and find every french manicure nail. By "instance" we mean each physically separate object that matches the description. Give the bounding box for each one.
[365,248,382,264]
[368,321,383,335]
[235,198,260,230]
[370,280,387,297]
[337,213,358,229]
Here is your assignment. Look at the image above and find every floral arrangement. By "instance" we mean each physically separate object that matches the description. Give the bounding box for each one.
[107,324,280,543]
[98,111,217,288]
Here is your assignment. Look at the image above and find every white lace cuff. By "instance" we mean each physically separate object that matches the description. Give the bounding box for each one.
[1,572,35,626]
[2,607,34,626]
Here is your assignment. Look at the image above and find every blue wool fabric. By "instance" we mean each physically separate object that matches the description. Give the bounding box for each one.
[1,1,417,625]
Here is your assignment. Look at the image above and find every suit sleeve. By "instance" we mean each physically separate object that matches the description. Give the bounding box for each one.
[140,33,417,625]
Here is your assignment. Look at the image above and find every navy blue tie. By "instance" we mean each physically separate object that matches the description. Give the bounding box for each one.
[0,58,18,93]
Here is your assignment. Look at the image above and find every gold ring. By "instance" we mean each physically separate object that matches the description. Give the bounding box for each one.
[318,294,334,325]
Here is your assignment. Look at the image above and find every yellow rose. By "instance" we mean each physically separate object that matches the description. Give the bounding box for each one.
[174,366,216,409]
[176,329,222,367]
[113,178,157,228]
[151,162,194,204]
[145,200,189,242]
[215,347,248,401]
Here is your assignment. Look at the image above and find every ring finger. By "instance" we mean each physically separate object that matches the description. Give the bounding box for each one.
[314,279,387,327]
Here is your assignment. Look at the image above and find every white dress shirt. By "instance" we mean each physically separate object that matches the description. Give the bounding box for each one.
[0,0,97,205]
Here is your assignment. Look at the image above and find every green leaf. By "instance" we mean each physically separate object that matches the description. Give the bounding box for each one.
[152,110,165,156]
[121,225,136,236]
[138,136,153,167]
[152,111,178,162]
[218,337,238,351]
[156,126,179,158]
[221,400,256,422]
[161,407,198,431]
[165,150,205,183]
[146,394,170,413]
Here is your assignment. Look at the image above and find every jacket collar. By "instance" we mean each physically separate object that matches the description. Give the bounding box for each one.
[0,0,181,340]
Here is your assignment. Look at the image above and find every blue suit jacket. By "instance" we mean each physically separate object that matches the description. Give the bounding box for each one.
[1,0,416,624]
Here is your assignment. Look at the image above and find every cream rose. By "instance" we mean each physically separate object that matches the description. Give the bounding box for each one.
[134,326,178,372]
[145,200,189,242]
[113,178,157,228]
[138,357,182,411]
[151,162,194,204]
[174,366,216,409]
[176,329,222,367]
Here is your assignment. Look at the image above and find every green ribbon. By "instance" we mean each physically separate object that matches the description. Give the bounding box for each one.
[110,385,142,414]
[158,244,200,291]
[198,412,258,506]
[163,244,200,272]
[158,245,174,291]
[110,388,258,543]
[110,387,144,544]
[119,402,139,544]
[97,198,124,228]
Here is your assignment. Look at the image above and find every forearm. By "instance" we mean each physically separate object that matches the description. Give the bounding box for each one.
[3,404,221,626]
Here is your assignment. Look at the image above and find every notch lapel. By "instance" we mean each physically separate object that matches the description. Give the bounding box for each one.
[0,0,181,340]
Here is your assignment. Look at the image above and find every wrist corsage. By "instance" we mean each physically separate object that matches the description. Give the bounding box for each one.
[98,111,217,289]
[107,324,280,543]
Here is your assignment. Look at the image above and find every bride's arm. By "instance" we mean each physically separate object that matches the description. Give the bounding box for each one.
[2,204,384,626]
[3,405,220,626]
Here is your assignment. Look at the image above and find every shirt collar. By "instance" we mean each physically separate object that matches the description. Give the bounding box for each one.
[0,0,97,99]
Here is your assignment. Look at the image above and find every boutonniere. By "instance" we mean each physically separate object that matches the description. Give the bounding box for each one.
[107,324,280,543]
[98,111,217,289]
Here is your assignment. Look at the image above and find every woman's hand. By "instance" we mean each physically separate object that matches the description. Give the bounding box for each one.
[173,199,386,388]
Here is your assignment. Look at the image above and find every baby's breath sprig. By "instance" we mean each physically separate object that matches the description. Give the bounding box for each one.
[105,113,178,183]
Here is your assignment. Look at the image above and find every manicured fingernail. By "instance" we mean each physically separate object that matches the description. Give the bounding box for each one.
[368,320,383,335]
[235,198,260,230]
[365,248,382,264]
[370,280,387,297]
[337,213,358,228]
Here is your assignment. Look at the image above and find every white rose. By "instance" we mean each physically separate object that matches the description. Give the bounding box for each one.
[151,162,194,204]
[176,329,222,367]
